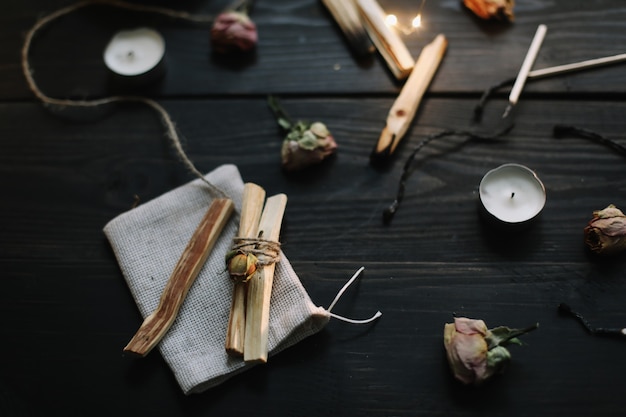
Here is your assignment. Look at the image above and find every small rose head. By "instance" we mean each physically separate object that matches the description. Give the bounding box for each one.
[584,204,626,255]
[444,318,495,384]
[211,11,258,53]
[281,121,338,171]
[225,250,258,282]
[443,317,537,385]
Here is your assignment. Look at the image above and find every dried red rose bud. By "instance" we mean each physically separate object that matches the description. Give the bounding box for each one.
[462,0,515,21]
[210,11,258,53]
[584,204,626,255]
[267,96,338,172]
[225,250,258,282]
[281,121,338,171]
[444,317,538,385]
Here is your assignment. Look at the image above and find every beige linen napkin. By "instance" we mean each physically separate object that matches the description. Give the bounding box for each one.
[103,164,330,394]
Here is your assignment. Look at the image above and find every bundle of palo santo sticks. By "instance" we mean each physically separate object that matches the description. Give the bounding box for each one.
[122,182,287,365]
[225,183,287,363]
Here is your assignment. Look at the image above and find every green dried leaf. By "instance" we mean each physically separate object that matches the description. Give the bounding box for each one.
[277,117,292,130]
[298,131,319,150]
[486,324,538,349]
[486,345,511,374]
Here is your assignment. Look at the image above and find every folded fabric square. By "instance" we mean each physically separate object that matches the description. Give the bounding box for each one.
[104,164,330,394]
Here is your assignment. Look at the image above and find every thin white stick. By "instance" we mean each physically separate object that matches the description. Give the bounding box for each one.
[508,24,548,107]
[528,53,626,80]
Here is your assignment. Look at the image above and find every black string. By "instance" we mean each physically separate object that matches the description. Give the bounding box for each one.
[553,125,626,158]
[558,303,626,338]
[473,77,515,122]
[382,125,512,224]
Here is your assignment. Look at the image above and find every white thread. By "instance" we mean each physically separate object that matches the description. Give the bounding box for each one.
[326,267,382,324]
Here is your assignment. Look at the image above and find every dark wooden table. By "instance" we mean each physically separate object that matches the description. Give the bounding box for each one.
[2,1,625,416]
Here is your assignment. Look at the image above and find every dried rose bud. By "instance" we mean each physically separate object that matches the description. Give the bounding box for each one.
[281,121,338,171]
[462,0,515,21]
[443,317,538,385]
[225,250,258,282]
[584,204,626,255]
[210,11,258,53]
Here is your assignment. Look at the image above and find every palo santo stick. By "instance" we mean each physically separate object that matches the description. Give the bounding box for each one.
[124,198,234,357]
[225,183,266,355]
[243,193,288,363]
[357,0,414,79]
[371,34,447,164]
[321,0,374,57]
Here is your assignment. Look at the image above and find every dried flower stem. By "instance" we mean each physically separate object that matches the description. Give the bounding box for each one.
[267,96,295,130]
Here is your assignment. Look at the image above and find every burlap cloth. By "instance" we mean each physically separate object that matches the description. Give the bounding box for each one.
[103,164,330,394]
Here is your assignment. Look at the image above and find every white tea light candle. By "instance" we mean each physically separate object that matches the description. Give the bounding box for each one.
[479,164,546,225]
[103,27,165,78]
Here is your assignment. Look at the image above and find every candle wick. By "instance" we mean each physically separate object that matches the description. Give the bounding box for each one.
[511,192,515,198]
[127,50,135,59]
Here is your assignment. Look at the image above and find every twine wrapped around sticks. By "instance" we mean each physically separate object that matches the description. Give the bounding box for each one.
[230,236,281,268]
[20,0,226,198]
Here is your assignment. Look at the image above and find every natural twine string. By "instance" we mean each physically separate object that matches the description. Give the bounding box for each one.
[230,236,282,267]
[20,0,228,199]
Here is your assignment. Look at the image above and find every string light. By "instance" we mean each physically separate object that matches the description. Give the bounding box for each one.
[412,14,422,29]
[384,14,398,27]
[384,0,427,35]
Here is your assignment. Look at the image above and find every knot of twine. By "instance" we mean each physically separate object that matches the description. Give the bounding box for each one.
[231,236,281,267]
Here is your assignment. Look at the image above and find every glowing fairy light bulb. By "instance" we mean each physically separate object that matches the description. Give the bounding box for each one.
[384,0,426,35]
[385,14,398,27]
[412,14,422,28]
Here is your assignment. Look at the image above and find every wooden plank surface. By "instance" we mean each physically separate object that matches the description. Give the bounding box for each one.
[1,0,625,416]
[4,0,626,99]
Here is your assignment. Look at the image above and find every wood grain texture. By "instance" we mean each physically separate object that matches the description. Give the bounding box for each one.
[1,0,626,415]
[244,193,288,363]
[5,0,626,99]
[225,182,266,355]
[123,198,234,356]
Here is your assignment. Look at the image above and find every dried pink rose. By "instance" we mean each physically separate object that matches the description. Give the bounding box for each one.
[281,121,338,172]
[444,317,538,385]
[462,0,515,21]
[268,96,338,172]
[210,11,258,53]
[584,204,626,255]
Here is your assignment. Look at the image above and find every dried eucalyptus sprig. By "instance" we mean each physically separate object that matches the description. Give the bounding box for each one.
[444,317,538,385]
[268,96,338,172]
[584,204,626,255]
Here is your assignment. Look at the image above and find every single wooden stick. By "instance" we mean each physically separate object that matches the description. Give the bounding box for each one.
[225,183,266,356]
[123,198,234,357]
[357,0,414,79]
[321,0,374,57]
[371,34,447,163]
[243,194,288,363]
